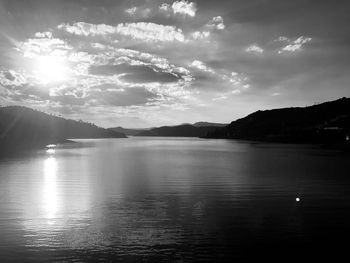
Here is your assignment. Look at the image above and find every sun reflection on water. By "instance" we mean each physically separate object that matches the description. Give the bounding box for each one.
[43,156,59,222]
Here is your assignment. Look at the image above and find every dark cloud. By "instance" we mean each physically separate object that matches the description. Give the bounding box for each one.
[89,64,180,83]
[51,94,87,106]
[3,71,15,81]
[88,86,158,107]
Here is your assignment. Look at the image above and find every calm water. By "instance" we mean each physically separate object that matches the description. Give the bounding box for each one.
[0,137,350,262]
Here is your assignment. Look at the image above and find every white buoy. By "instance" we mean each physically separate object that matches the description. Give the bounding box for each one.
[296,197,300,202]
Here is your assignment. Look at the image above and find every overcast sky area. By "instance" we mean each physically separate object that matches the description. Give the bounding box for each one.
[0,0,349,128]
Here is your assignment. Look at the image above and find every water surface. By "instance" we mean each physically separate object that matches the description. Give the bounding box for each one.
[0,137,349,262]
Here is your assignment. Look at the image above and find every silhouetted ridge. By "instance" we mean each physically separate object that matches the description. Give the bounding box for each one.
[0,106,126,150]
[109,122,227,137]
[205,97,350,143]
[108,126,149,136]
[193,122,228,127]
[134,124,219,137]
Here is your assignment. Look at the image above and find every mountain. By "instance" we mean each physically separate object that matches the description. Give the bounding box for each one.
[110,123,227,137]
[135,124,219,137]
[0,106,126,151]
[193,122,228,127]
[108,126,149,136]
[205,97,350,143]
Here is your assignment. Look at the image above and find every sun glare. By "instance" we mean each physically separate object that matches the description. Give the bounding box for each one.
[43,156,59,220]
[34,55,69,84]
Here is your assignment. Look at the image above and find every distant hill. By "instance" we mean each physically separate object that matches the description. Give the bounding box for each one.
[0,106,126,151]
[135,124,219,137]
[193,122,228,127]
[108,126,149,136]
[109,123,227,137]
[205,97,350,143]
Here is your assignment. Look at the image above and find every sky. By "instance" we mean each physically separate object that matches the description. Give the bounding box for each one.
[0,0,349,128]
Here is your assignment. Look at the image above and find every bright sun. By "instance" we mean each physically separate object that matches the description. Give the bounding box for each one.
[34,55,69,84]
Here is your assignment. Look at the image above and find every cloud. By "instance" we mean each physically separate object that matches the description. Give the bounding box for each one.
[245,44,264,54]
[274,36,289,42]
[34,31,53,38]
[191,31,210,40]
[159,1,197,17]
[7,29,195,112]
[188,60,250,94]
[89,64,181,83]
[77,47,192,82]
[48,83,160,108]
[188,16,226,42]
[206,16,225,30]
[114,22,185,42]
[189,60,215,74]
[58,22,116,36]
[17,34,71,58]
[124,6,151,18]
[171,1,197,17]
[58,22,186,42]
[0,70,51,103]
[225,72,249,88]
[278,36,312,54]
[0,70,28,87]
[88,86,159,107]
[125,7,137,16]
[159,3,171,13]
[210,71,250,101]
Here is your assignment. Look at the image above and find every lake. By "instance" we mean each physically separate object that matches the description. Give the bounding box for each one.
[0,137,350,262]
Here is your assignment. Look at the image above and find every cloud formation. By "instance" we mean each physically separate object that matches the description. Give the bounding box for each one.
[125,7,137,16]
[58,22,186,43]
[159,1,197,17]
[124,6,151,18]
[0,70,27,87]
[58,22,116,36]
[171,1,197,17]
[190,60,215,74]
[245,44,264,54]
[1,26,197,116]
[18,34,71,58]
[191,31,210,40]
[206,16,225,30]
[278,36,312,53]
[115,22,185,42]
